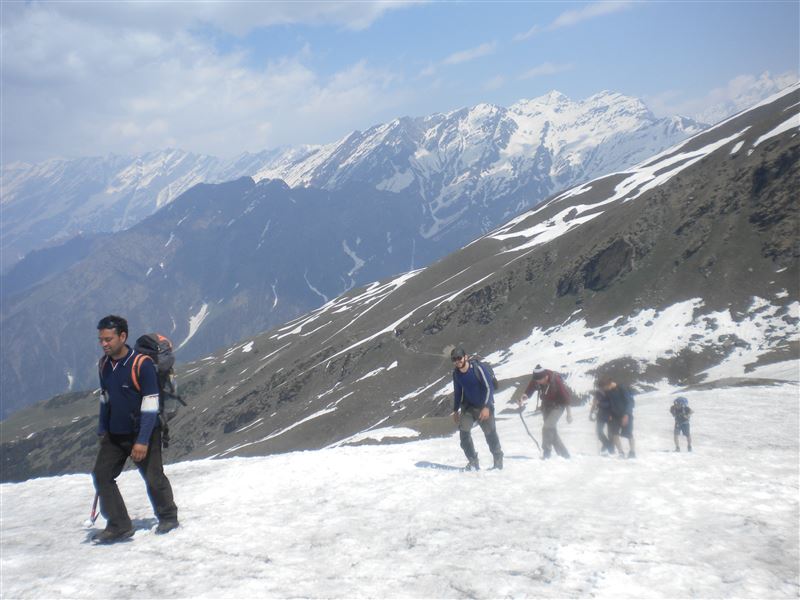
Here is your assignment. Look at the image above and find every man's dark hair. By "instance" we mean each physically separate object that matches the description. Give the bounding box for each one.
[97,315,128,336]
[596,374,613,388]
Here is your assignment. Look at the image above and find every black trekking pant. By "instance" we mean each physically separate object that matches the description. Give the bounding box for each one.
[92,428,178,533]
[458,405,503,461]
[595,409,614,453]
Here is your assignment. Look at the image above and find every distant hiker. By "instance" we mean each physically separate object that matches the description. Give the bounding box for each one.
[589,389,615,455]
[519,365,572,459]
[670,396,693,452]
[451,347,504,470]
[597,375,636,459]
[91,315,179,544]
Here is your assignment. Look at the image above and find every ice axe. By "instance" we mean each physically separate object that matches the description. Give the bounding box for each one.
[84,493,99,528]
[518,405,541,451]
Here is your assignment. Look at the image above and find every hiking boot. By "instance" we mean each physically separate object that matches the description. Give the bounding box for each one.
[674,446,680,452]
[627,450,636,459]
[687,445,692,452]
[464,457,480,471]
[92,527,135,545]
[155,520,179,535]
[492,455,503,470]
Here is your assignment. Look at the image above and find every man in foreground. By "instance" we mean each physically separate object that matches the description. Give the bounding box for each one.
[92,315,179,544]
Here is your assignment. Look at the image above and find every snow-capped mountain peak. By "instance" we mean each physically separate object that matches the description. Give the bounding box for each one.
[1,88,710,272]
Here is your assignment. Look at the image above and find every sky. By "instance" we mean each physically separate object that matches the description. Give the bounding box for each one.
[1,0,798,164]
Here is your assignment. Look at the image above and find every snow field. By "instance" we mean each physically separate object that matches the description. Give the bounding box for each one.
[1,384,798,599]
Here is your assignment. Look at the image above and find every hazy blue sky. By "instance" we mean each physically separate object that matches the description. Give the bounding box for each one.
[2,1,798,163]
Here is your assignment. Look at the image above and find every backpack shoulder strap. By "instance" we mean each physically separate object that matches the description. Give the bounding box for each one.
[472,361,488,386]
[98,356,109,391]
[130,353,153,393]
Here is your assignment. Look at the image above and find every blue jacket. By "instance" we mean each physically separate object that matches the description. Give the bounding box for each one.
[605,385,635,418]
[453,361,494,412]
[98,346,160,445]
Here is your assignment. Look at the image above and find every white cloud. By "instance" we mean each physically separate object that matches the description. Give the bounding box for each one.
[442,42,497,66]
[420,41,496,79]
[519,62,574,80]
[4,1,418,36]
[419,62,438,78]
[549,1,633,29]
[1,3,414,162]
[514,1,632,40]
[513,24,542,42]
[646,71,799,124]
[483,75,506,91]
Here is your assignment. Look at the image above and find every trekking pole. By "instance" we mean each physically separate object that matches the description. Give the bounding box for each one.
[84,493,99,528]
[518,406,541,451]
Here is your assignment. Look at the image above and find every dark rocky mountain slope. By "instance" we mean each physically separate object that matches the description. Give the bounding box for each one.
[0,179,439,416]
[2,85,797,482]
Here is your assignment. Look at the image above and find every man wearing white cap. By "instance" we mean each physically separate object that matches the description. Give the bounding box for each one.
[519,365,573,459]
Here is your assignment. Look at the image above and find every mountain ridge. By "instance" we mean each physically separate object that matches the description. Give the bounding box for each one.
[2,83,796,481]
[2,88,705,271]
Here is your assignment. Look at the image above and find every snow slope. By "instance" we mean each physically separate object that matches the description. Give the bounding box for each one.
[2,380,797,598]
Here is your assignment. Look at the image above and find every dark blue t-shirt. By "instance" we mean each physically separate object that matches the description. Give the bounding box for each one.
[98,345,160,445]
[453,361,494,411]
[605,385,635,417]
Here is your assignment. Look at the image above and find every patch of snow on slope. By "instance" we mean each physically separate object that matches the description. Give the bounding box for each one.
[483,297,798,395]
[219,407,339,457]
[342,240,365,279]
[490,127,752,254]
[376,168,415,192]
[339,426,421,445]
[303,271,329,303]
[752,114,799,147]
[177,303,210,350]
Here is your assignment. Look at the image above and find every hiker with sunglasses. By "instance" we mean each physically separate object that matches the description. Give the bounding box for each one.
[451,347,504,470]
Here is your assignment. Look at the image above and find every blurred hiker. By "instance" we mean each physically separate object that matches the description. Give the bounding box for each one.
[670,396,693,452]
[91,315,179,544]
[451,347,504,470]
[519,365,572,459]
[597,375,636,459]
[590,389,615,455]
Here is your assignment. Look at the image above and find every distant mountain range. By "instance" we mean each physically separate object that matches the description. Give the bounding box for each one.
[2,84,796,482]
[2,90,705,273]
[1,90,711,414]
[0,178,441,417]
